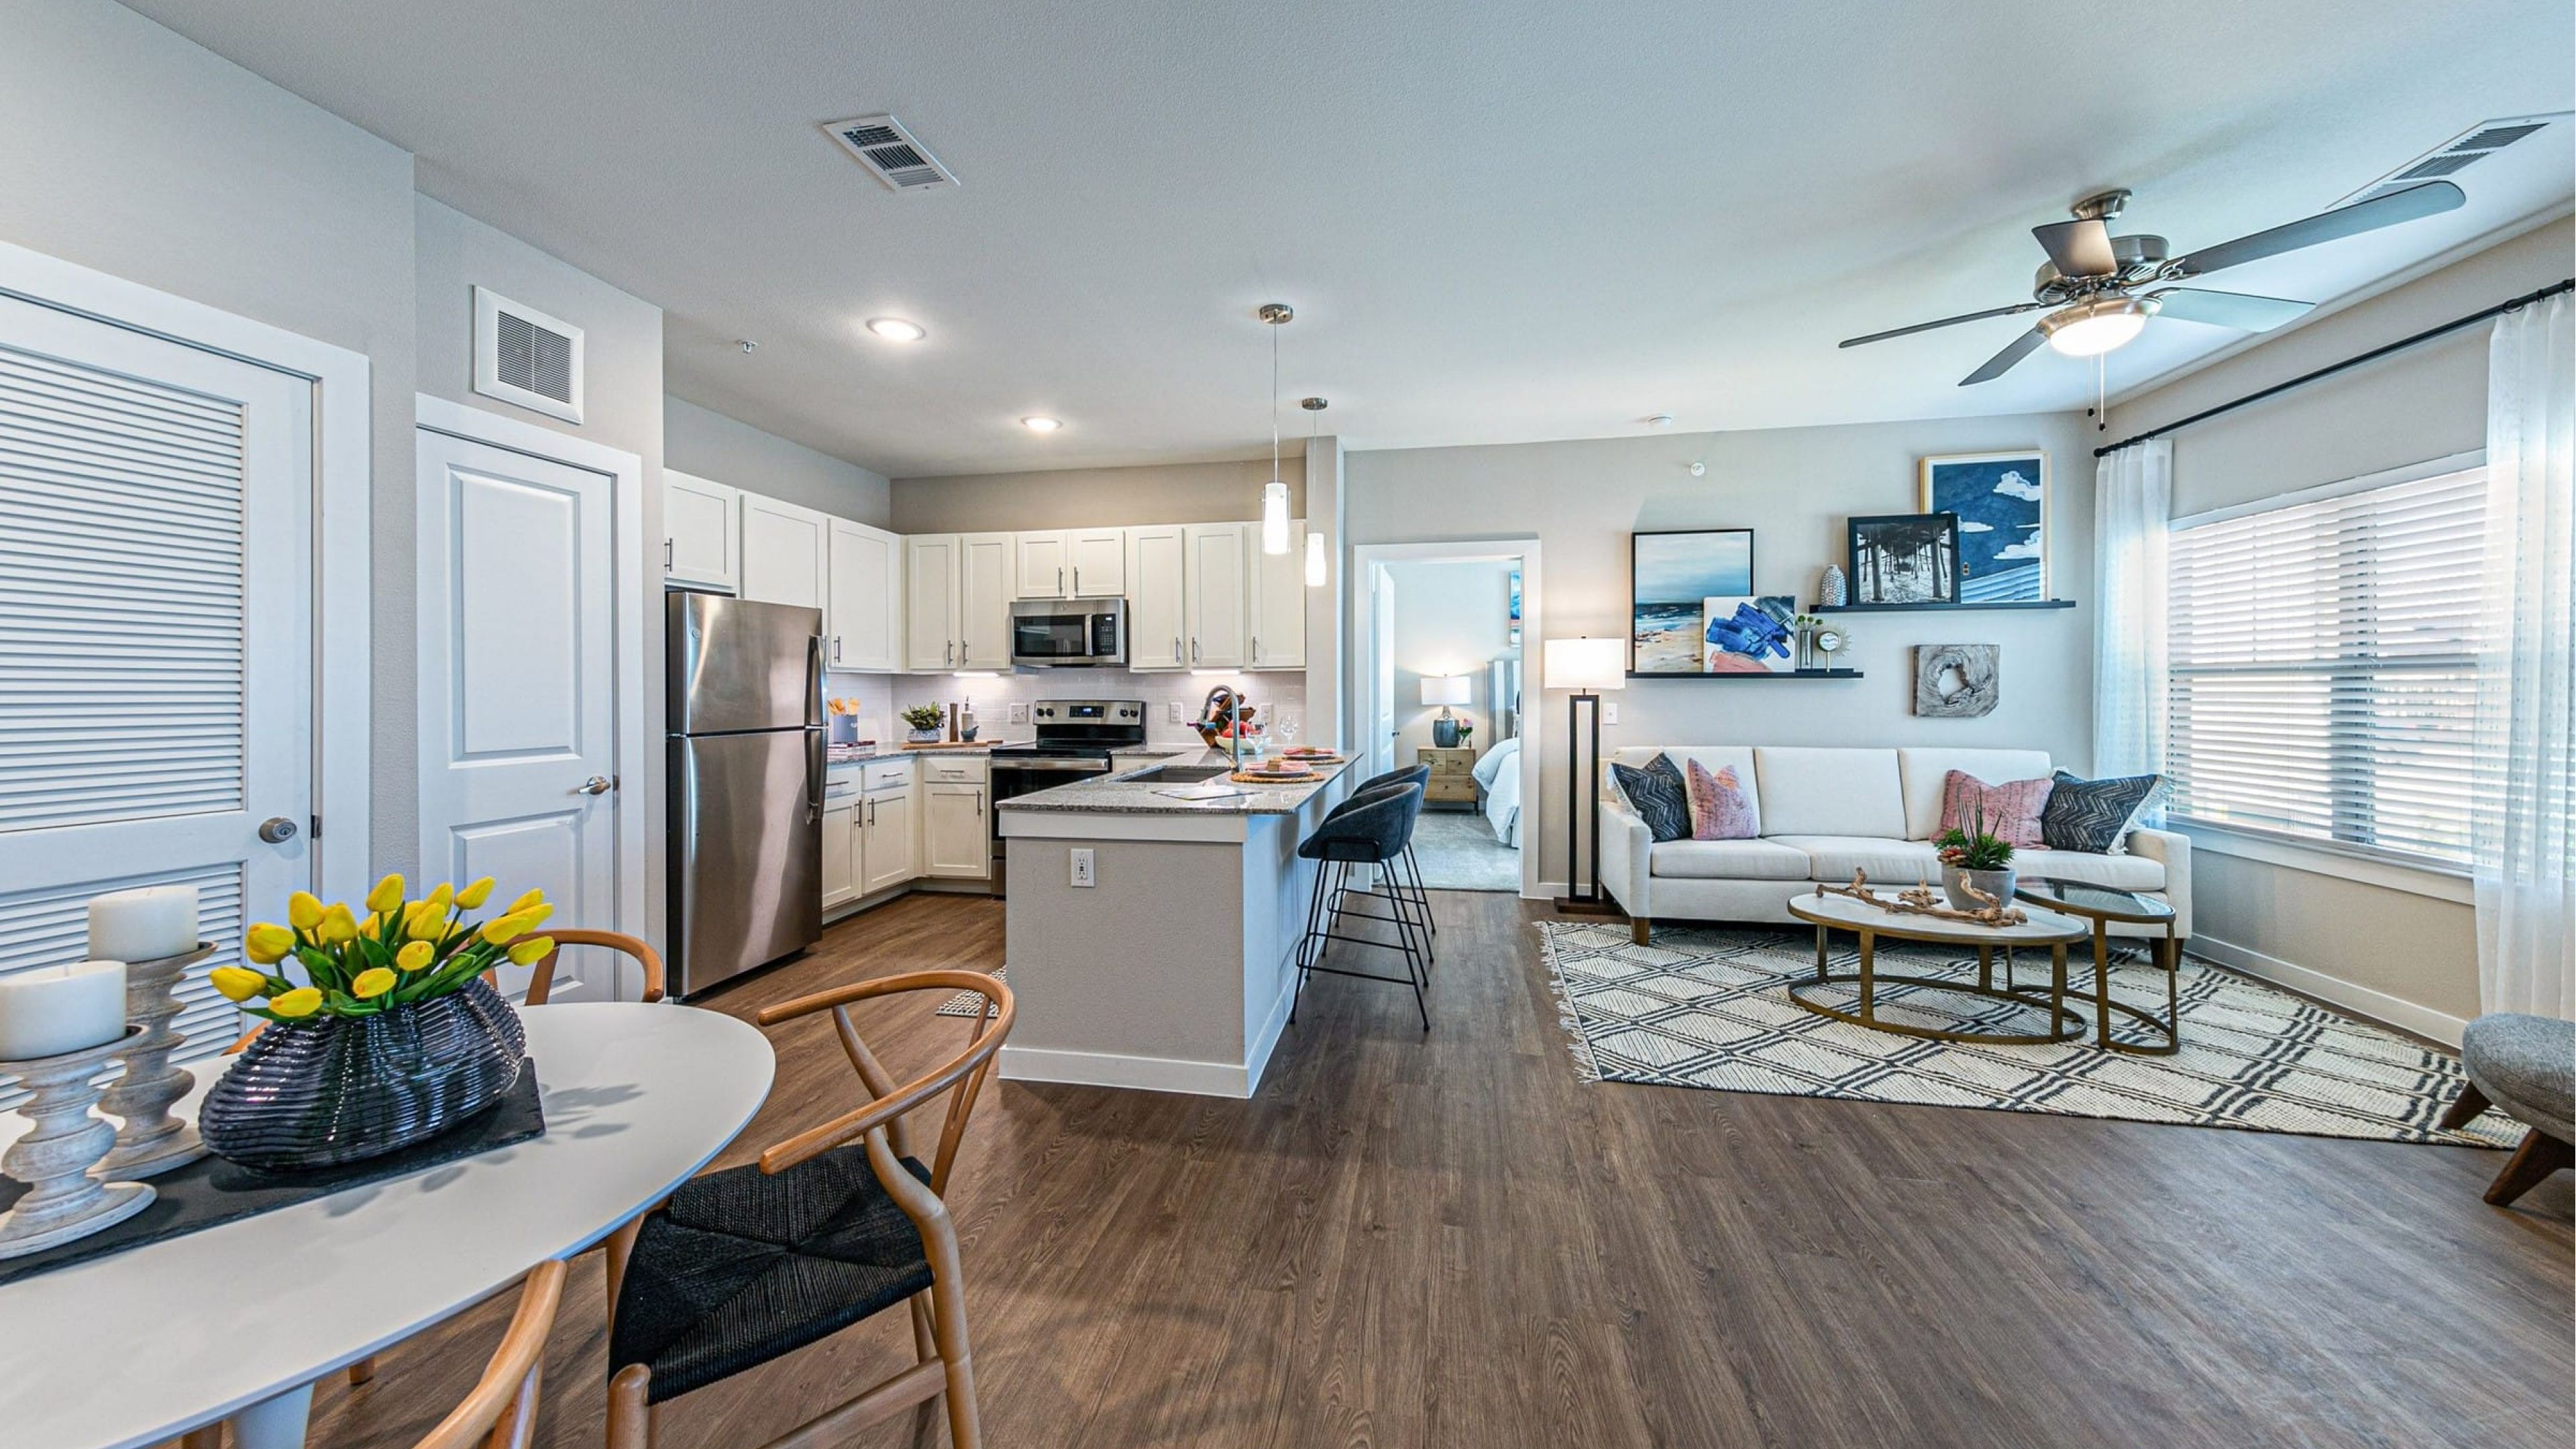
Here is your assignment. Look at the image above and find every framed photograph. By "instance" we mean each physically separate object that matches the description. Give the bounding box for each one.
[1848,513,1960,605]
[1702,595,1797,673]
[1919,451,2047,601]
[1631,529,1754,674]
[1507,568,1523,627]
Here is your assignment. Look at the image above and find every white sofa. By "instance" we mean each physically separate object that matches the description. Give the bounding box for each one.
[1598,746,2190,946]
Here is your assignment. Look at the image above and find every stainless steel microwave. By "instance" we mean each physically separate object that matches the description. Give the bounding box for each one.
[1009,598,1126,667]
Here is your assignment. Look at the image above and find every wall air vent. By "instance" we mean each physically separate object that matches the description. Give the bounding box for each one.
[472,286,584,424]
[2337,113,2563,207]
[823,113,961,192]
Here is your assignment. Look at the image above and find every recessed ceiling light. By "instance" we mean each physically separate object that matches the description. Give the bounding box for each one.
[866,317,926,343]
[1646,413,1674,427]
[1021,416,1062,432]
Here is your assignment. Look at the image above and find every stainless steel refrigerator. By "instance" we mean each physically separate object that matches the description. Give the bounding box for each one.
[667,592,823,996]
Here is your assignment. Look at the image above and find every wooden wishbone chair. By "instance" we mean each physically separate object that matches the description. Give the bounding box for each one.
[415,1258,568,1449]
[604,969,1015,1449]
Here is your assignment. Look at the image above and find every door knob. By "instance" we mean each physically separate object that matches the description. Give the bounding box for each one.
[574,775,615,796]
[257,816,299,844]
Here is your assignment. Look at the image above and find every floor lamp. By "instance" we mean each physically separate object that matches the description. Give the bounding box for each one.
[1545,637,1625,915]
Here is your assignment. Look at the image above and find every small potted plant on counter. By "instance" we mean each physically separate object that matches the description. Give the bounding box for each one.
[902,704,947,744]
[1933,806,2015,912]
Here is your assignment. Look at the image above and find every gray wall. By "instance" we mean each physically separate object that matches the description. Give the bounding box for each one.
[1344,411,2101,888]
[667,395,891,527]
[892,454,1305,533]
[2110,213,2574,1030]
[0,0,420,869]
[1384,559,1520,756]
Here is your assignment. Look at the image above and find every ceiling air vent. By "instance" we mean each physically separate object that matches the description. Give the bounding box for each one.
[824,113,961,192]
[472,286,584,424]
[2337,113,2562,206]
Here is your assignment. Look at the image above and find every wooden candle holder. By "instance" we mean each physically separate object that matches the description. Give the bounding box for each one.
[0,1026,156,1258]
[98,942,215,1179]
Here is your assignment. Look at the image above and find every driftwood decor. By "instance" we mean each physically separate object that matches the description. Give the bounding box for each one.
[1914,643,2000,718]
[1817,870,2029,927]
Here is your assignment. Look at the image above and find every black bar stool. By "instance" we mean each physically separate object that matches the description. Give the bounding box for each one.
[1291,783,1431,1030]
[1336,765,1437,946]
[1320,776,1438,969]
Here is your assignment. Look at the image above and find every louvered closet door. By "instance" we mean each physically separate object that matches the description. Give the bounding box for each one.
[0,292,313,1063]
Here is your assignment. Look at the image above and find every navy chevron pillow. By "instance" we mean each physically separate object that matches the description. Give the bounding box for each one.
[1611,755,1693,843]
[2041,770,2162,854]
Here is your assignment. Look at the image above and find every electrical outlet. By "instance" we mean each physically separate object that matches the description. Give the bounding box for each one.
[1069,847,1095,888]
[1009,702,1030,724]
[1603,702,1620,724]
[1168,700,1184,724]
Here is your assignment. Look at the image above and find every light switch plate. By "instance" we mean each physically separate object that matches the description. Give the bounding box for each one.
[1010,702,1030,724]
[1604,702,1620,724]
[1069,847,1095,888]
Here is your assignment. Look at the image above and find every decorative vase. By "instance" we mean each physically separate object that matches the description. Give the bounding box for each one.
[907,727,942,743]
[199,978,525,1171]
[1941,865,2017,912]
[1432,715,1462,749]
[1820,564,1849,608]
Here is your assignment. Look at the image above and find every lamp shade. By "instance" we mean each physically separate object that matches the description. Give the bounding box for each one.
[1544,637,1627,690]
[1419,674,1470,707]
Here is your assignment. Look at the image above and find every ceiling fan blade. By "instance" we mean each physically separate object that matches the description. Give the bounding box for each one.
[2149,288,2315,331]
[2166,181,2466,279]
[1960,327,2047,386]
[1838,303,2043,349]
[2032,218,2118,278]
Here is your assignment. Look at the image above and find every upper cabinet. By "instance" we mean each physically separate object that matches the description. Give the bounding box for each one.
[959,533,1015,670]
[826,519,903,672]
[1014,531,1071,600]
[663,470,739,592]
[1183,523,1250,669]
[906,533,1016,670]
[1128,525,1187,672]
[739,492,827,612]
[1016,527,1128,599]
[1247,520,1306,670]
[906,535,962,671]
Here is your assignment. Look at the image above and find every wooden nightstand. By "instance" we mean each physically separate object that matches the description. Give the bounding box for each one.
[1418,746,1480,808]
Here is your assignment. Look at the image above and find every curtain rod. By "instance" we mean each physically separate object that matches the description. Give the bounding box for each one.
[2093,277,2575,458]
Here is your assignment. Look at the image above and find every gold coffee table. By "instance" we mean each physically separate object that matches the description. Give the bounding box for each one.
[2014,881,2184,1056]
[1785,891,2090,1046]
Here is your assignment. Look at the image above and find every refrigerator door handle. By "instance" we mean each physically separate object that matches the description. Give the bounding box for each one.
[806,732,825,824]
[807,635,826,727]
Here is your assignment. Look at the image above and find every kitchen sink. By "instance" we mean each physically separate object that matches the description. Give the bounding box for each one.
[1140,763,1234,782]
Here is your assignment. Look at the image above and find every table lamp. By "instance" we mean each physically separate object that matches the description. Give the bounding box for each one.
[1421,675,1471,748]
[1544,637,1626,914]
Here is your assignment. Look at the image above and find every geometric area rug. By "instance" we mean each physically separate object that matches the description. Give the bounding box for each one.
[1538,920,2518,1147]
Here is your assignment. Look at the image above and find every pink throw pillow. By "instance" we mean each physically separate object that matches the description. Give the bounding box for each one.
[1937,770,2052,849]
[1686,760,1757,840]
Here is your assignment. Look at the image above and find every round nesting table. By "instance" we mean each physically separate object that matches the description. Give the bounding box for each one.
[0,1002,776,1449]
[1784,890,2091,1045]
[2015,881,2184,1055]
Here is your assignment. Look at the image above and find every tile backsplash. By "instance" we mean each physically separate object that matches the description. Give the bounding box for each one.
[825,668,1307,748]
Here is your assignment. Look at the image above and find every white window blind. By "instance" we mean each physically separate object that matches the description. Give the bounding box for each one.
[2167,466,2485,867]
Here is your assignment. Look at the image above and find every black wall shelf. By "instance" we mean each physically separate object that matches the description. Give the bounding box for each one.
[1626,669,1865,681]
[1812,600,2076,614]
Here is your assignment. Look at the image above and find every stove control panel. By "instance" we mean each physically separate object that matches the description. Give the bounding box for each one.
[1032,699,1144,726]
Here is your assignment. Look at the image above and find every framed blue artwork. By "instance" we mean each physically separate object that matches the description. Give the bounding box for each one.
[1919,451,2047,602]
[1631,529,1754,674]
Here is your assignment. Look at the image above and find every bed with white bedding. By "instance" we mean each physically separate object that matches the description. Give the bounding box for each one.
[1472,736,1521,846]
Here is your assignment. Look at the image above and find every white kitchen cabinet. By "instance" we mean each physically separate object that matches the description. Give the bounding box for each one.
[739,492,828,612]
[662,469,739,592]
[1014,531,1071,600]
[905,535,961,671]
[1184,523,1250,669]
[820,793,860,911]
[861,785,918,894]
[825,518,903,672]
[1246,519,1306,670]
[959,532,1015,670]
[922,781,990,879]
[1127,525,1187,671]
[1069,527,1126,598]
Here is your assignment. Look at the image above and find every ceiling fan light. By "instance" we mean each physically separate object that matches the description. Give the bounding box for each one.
[2041,297,2152,358]
[1260,480,1291,554]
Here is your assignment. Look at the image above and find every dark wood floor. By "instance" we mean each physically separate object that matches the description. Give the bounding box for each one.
[301,891,2572,1449]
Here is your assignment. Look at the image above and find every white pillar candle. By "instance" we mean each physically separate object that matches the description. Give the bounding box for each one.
[87,885,199,963]
[0,961,128,1062]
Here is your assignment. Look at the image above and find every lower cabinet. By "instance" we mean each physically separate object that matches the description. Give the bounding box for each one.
[922,782,991,879]
[861,787,917,894]
[823,762,924,914]
[821,792,861,911]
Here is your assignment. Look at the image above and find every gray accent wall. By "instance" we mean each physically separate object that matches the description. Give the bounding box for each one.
[667,395,892,527]
[892,454,1307,532]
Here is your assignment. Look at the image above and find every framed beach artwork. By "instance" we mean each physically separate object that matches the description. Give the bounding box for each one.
[1919,451,2047,601]
[1848,513,1961,605]
[1507,567,1523,647]
[1702,595,1798,673]
[1631,529,1753,674]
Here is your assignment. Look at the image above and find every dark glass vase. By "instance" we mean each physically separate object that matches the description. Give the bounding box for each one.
[200,978,526,1171]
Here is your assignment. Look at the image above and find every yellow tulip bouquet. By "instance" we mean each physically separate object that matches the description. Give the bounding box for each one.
[213,873,554,1024]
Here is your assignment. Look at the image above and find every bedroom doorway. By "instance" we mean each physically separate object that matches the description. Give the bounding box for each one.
[1351,539,1540,898]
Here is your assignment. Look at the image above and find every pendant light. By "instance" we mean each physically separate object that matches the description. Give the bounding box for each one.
[1301,397,1330,587]
[1257,303,1293,555]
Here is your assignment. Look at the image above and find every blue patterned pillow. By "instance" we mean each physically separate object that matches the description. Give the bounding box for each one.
[1611,755,1693,843]
[2041,770,2161,854]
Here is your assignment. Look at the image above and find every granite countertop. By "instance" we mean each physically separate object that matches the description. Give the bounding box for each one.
[828,740,1026,765]
[997,749,1358,815]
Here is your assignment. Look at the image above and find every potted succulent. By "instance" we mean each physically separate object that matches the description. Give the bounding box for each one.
[902,704,947,744]
[1934,806,2016,912]
[197,874,550,1170]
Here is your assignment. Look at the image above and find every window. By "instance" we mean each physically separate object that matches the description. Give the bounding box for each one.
[2166,462,2485,868]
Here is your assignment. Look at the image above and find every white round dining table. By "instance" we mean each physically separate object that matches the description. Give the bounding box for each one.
[0,1002,776,1449]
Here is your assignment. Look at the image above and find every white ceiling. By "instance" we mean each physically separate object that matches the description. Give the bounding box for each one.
[127,0,2575,478]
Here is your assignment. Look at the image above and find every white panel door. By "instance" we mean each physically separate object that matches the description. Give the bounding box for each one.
[738,492,825,610]
[1373,568,1398,778]
[417,429,618,998]
[1128,525,1186,671]
[861,788,917,894]
[958,532,1016,670]
[905,534,960,670]
[1247,520,1306,670]
[1069,527,1126,598]
[1014,530,1069,600]
[826,519,902,672]
[661,469,738,592]
[1185,523,1249,669]
[0,292,313,1061]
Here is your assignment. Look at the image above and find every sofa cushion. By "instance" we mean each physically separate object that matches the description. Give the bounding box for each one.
[1686,761,1758,840]
[1897,748,2054,839]
[2041,770,2163,854]
[1753,749,1905,839]
[1937,770,2054,848]
[1611,747,1760,836]
[1768,835,1945,884]
[1610,756,1693,841]
[2015,848,2166,892]
[1650,838,1815,881]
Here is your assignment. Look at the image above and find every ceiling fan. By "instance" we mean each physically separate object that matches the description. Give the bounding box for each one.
[1839,180,2467,384]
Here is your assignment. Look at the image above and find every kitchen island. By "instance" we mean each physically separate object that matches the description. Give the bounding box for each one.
[996,750,1360,1096]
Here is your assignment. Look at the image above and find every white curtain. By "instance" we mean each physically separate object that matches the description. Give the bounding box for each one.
[2094,439,2173,799]
[2475,291,2576,1019]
